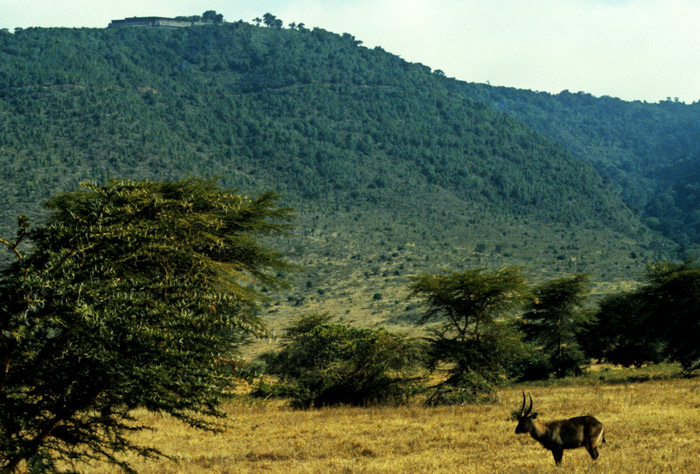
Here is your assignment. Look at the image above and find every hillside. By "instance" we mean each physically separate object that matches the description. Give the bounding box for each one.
[447,82,700,252]
[0,22,675,330]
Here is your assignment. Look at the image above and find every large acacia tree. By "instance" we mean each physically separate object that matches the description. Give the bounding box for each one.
[409,267,527,404]
[0,178,292,473]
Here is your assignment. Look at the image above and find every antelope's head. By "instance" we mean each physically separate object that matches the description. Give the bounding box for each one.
[515,391,538,434]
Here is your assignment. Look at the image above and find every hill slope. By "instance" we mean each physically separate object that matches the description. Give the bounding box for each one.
[1,25,632,224]
[448,82,700,251]
[0,23,672,329]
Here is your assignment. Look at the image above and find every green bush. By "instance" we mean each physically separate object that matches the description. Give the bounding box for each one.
[259,315,423,408]
[424,370,498,406]
[506,350,553,382]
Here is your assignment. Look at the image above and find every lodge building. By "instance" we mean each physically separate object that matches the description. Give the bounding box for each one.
[108,17,208,28]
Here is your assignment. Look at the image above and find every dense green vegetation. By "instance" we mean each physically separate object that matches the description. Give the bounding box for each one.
[0,23,632,225]
[255,261,700,409]
[259,313,422,408]
[1,18,697,325]
[0,178,291,473]
[449,82,700,252]
[583,260,700,373]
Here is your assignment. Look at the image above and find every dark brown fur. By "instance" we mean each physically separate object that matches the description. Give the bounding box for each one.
[515,392,605,466]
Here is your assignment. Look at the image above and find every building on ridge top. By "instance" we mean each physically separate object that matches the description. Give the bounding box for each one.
[108,17,208,28]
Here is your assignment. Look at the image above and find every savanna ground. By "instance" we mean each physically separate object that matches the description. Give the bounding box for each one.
[77,366,699,474]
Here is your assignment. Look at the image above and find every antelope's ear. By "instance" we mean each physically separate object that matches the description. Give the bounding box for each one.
[531,412,538,419]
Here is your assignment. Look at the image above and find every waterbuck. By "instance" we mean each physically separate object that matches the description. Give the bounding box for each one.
[514,392,605,466]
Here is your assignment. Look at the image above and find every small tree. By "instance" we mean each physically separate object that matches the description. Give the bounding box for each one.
[202,10,224,23]
[0,179,292,473]
[262,13,283,29]
[260,314,422,408]
[521,274,590,378]
[409,267,527,404]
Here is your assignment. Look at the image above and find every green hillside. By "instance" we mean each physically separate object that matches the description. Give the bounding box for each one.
[448,82,700,252]
[0,21,675,329]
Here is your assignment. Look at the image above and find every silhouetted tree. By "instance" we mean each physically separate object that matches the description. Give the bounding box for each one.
[580,291,662,367]
[643,260,700,373]
[202,10,224,23]
[263,13,283,29]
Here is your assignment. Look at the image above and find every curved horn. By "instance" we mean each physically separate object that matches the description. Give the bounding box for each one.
[520,390,527,416]
[525,393,534,416]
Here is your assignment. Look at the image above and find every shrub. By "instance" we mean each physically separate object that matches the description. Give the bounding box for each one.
[506,349,553,382]
[260,315,423,408]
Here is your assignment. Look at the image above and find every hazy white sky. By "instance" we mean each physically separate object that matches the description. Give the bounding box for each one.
[1,0,698,103]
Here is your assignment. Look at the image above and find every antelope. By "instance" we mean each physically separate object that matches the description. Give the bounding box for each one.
[514,392,605,466]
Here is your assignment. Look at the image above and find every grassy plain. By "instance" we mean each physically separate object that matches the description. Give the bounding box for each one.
[79,369,700,474]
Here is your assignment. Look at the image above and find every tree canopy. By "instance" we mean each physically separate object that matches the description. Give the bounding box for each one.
[642,260,700,372]
[0,178,292,473]
[521,274,590,377]
[581,260,700,373]
[409,267,527,403]
[410,267,527,342]
[260,314,421,408]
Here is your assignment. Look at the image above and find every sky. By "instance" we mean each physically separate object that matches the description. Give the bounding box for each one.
[1,0,698,103]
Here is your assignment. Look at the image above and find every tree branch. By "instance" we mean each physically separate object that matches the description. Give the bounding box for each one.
[0,237,23,263]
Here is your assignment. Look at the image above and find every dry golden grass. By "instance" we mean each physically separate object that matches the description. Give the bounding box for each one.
[76,375,700,474]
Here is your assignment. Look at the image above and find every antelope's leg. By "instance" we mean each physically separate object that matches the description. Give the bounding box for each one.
[552,448,564,466]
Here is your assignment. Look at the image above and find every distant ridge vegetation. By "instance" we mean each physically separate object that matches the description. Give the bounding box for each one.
[447,81,700,251]
[0,18,695,324]
[0,21,639,224]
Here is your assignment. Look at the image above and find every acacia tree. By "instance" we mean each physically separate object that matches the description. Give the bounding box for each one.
[0,178,292,473]
[521,274,590,378]
[579,261,700,373]
[642,260,700,373]
[580,291,662,368]
[409,267,527,404]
